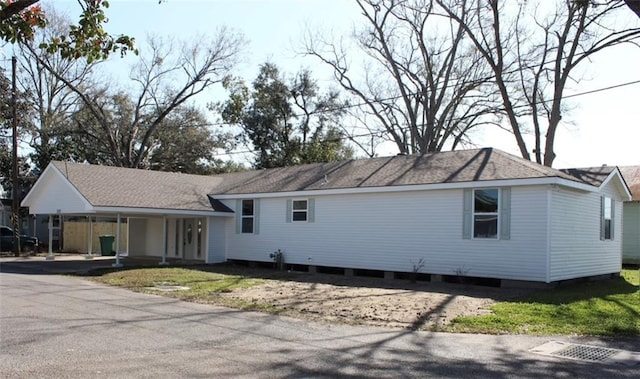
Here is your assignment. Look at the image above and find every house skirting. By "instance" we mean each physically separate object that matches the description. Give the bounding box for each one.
[225,259,619,289]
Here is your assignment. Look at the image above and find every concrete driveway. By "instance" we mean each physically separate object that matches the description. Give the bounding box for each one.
[1,258,638,378]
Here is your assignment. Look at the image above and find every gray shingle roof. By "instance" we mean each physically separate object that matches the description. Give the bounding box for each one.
[51,148,585,211]
[211,148,581,194]
[559,166,616,187]
[619,166,640,201]
[52,161,226,212]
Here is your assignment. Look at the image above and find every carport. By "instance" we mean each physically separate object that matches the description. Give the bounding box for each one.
[21,162,234,266]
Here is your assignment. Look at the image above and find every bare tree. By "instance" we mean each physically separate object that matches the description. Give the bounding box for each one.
[16,7,100,172]
[304,0,498,156]
[25,29,245,168]
[438,0,640,166]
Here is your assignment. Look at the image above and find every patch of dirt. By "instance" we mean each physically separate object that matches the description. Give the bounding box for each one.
[216,270,530,330]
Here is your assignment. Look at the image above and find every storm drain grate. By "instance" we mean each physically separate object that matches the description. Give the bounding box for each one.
[530,341,640,366]
[553,344,619,362]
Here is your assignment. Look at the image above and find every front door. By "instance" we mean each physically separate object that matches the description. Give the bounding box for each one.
[183,219,196,259]
[183,218,203,260]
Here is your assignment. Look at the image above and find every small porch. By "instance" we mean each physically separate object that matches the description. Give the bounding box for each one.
[36,212,230,267]
[61,215,216,261]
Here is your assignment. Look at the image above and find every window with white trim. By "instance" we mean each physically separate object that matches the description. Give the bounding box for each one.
[602,196,613,240]
[473,188,499,239]
[292,199,308,222]
[241,199,254,234]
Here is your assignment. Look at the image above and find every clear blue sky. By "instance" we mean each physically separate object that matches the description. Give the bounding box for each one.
[45,1,640,168]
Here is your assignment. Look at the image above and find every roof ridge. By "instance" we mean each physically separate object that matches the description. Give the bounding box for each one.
[52,160,224,180]
[492,149,580,180]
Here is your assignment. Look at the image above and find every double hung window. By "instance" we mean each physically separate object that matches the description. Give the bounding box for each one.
[473,189,499,239]
[292,199,308,222]
[241,199,254,234]
[463,188,509,240]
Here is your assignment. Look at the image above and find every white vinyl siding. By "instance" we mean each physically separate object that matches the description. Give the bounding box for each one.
[128,218,146,256]
[21,168,92,214]
[549,181,623,282]
[207,217,227,263]
[623,202,640,264]
[226,186,549,281]
[127,218,163,257]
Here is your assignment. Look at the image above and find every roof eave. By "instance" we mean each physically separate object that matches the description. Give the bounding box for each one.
[600,168,633,201]
[90,206,234,217]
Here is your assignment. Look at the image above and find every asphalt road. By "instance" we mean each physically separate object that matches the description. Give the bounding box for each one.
[1,259,638,378]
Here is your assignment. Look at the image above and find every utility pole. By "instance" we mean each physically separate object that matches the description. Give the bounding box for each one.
[11,55,21,257]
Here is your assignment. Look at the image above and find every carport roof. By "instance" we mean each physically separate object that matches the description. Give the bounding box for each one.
[50,161,231,212]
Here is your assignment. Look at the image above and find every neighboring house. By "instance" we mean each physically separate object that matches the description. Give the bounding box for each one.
[560,165,640,265]
[1,198,45,242]
[21,148,631,285]
[620,166,640,264]
[0,199,11,227]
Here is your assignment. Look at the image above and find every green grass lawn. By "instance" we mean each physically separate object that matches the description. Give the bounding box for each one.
[446,269,640,336]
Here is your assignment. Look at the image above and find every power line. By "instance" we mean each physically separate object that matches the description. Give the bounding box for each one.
[211,76,640,158]
[279,41,640,120]
[192,75,640,131]
[563,79,640,99]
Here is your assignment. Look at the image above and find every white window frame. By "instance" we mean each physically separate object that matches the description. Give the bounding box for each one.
[472,188,500,240]
[291,198,309,222]
[603,196,613,240]
[241,199,254,234]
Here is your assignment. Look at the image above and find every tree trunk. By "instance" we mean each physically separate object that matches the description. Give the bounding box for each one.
[625,0,640,19]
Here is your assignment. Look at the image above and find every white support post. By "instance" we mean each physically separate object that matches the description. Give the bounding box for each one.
[159,216,169,266]
[45,215,54,260]
[85,216,93,260]
[112,213,123,268]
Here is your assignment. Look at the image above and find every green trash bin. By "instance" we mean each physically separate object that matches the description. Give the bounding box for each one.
[99,235,115,256]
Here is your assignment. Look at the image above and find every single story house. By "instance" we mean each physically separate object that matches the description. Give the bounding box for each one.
[21,148,631,284]
[620,166,640,264]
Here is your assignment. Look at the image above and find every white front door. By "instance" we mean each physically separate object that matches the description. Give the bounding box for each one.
[183,218,204,260]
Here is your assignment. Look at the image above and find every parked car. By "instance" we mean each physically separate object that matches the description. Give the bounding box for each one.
[0,226,39,253]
